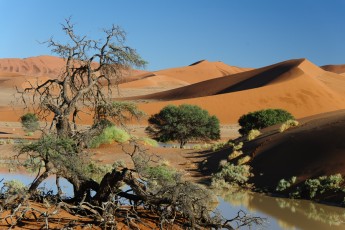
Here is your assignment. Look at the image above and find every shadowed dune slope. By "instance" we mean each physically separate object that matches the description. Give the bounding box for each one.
[136,59,345,123]
[321,64,345,74]
[134,59,306,100]
[120,60,251,89]
[247,110,345,189]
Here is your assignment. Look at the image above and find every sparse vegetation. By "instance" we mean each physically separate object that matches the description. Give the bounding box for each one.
[140,137,159,147]
[237,155,252,165]
[228,150,243,161]
[20,113,39,132]
[276,176,297,192]
[212,163,253,187]
[211,142,227,151]
[276,174,345,200]
[238,108,294,135]
[90,125,131,148]
[146,104,220,148]
[304,174,344,199]
[2,179,27,197]
[279,119,299,132]
[229,141,243,151]
[3,19,265,230]
[247,129,261,140]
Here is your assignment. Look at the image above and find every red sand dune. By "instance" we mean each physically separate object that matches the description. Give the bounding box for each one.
[134,59,345,123]
[2,56,345,127]
[198,109,345,196]
[0,55,147,86]
[154,60,252,84]
[248,110,345,189]
[119,60,251,91]
[0,56,65,77]
[0,55,147,122]
[321,64,345,74]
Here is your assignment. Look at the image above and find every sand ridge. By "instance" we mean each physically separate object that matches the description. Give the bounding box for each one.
[321,64,345,74]
[1,55,345,126]
[133,58,345,123]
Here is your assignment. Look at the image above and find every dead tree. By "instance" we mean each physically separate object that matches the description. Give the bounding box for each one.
[18,18,146,138]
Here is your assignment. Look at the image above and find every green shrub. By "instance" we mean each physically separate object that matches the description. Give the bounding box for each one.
[304,174,343,199]
[20,113,39,132]
[318,174,343,193]
[6,139,14,144]
[305,179,321,199]
[228,141,243,151]
[237,155,251,165]
[112,160,126,170]
[228,150,243,161]
[238,109,294,135]
[212,163,252,186]
[145,165,177,184]
[211,142,227,151]
[90,126,131,148]
[193,144,202,150]
[146,104,220,148]
[279,119,299,132]
[26,132,34,136]
[276,176,297,192]
[3,179,27,196]
[247,129,261,141]
[83,162,113,183]
[140,137,159,147]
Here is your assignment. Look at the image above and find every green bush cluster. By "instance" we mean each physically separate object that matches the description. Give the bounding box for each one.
[90,126,131,148]
[3,179,27,196]
[83,162,113,183]
[20,113,39,132]
[140,137,159,147]
[276,176,297,192]
[146,104,220,148]
[212,163,252,187]
[211,142,227,151]
[238,109,294,135]
[304,174,343,199]
[247,129,261,141]
[276,174,344,199]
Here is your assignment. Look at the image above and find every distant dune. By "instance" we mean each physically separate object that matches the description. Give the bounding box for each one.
[118,60,251,97]
[1,55,345,126]
[0,56,65,77]
[0,55,147,86]
[135,58,345,123]
[321,64,345,74]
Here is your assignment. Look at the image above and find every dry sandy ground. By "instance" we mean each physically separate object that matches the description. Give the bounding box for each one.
[0,121,239,183]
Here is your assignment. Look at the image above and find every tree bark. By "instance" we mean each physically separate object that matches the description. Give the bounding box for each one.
[56,115,72,137]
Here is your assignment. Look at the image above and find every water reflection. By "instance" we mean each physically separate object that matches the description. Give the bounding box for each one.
[2,173,345,229]
[216,187,345,230]
[0,172,73,197]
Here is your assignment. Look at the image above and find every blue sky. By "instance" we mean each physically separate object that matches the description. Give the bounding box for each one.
[1,0,344,70]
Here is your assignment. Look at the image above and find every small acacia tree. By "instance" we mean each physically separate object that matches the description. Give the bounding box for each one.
[238,108,294,135]
[146,104,220,148]
[20,113,39,132]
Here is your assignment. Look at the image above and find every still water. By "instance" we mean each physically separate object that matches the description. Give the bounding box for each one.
[1,173,345,230]
[216,188,345,230]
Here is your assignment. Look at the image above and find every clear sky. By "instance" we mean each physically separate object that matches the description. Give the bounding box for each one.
[1,0,344,71]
